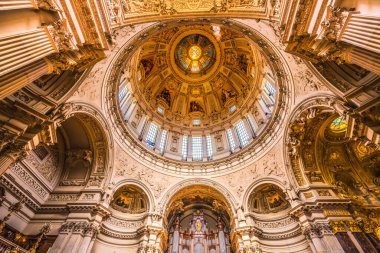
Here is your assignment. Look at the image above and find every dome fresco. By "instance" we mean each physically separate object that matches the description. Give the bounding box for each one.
[174,34,216,74]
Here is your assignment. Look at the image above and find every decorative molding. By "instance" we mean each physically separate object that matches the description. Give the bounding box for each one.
[104,217,145,229]
[254,216,297,229]
[0,176,39,211]
[48,194,80,201]
[9,164,48,198]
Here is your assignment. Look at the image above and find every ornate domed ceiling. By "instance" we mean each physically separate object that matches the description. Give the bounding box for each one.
[131,24,264,130]
[110,20,289,171]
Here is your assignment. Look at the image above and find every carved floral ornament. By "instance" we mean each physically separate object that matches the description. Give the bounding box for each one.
[104,19,293,176]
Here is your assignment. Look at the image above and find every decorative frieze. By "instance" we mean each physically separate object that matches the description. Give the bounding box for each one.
[329,221,346,233]
[105,217,145,229]
[9,164,48,198]
[48,194,80,201]
[255,216,297,229]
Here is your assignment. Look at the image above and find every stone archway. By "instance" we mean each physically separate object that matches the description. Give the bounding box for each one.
[52,102,114,190]
[162,182,236,253]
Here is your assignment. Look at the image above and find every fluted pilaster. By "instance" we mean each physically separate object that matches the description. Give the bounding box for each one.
[0,58,52,99]
[340,14,380,54]
[345,46,380,76]
[0,0,37,10]
[0,27,57,76]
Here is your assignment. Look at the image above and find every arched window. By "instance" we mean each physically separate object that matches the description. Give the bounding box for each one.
[226,128,236,151]
[146,122,159,148]
[159,130,168,154]
[235,120,250,147]
[182,135,188,160]
[192,136,203,161]
[206,135,213,160]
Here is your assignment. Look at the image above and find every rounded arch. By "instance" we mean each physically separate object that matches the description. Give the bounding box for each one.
[242,177,287,212]
[158,178,238,217]
[110,179,156,213]
[54,102,114,189]
[283,94,342,188]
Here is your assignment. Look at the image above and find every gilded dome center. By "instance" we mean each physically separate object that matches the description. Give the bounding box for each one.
[189,45,202,60]
[174,34,216,74]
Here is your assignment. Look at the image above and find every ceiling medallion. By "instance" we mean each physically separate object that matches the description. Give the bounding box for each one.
[169,29,222,84]
[175,34,215,74]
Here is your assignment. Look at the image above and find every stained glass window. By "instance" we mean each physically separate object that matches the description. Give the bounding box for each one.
[329,116,348,133]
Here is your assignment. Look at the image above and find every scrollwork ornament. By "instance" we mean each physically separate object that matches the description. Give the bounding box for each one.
[321,5,349,41]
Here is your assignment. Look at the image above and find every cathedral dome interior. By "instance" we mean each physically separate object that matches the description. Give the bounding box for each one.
[115,23,278,164]
[0,1,380,253]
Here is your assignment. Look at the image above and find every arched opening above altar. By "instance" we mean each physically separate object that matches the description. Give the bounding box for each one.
[165,185,234,253]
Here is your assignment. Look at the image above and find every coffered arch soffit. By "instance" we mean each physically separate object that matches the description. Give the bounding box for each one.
[283,94,380,194]
[158,178,238,217]
[55,102,114,188]
[283,94,340,188]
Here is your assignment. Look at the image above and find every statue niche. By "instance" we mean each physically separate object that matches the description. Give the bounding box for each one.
[168,210,230,253]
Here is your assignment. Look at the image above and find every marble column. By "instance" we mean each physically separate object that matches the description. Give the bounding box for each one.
[0,148,25,176]
[344,46,380,76]
[49,222,74,253]
[61,222,87,253]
